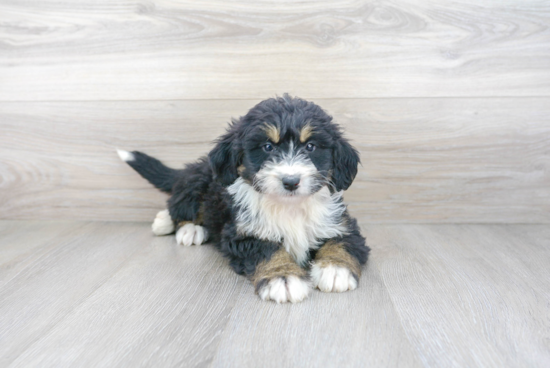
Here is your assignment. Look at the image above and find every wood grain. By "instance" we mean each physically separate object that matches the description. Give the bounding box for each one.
[0,221,76,273]
[9,230,244,368]
[1,0,549,100]
[1,98,548,223]
[0,222,150,366]
[368,224,550,367]
[1,222,549,366]
[210,252,422,368]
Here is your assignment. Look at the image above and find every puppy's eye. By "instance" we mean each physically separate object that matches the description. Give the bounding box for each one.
[305,143,316,152]
[263,143,274,152]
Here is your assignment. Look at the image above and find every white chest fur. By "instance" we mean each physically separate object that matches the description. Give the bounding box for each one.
[227,178,348,265]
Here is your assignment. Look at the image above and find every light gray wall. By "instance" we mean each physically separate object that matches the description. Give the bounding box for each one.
[1,0,549,222]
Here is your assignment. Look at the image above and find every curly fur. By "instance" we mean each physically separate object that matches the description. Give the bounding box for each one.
[119,94,370,303]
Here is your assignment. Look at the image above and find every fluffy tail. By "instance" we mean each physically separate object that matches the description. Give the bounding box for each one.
[117,149,181,193]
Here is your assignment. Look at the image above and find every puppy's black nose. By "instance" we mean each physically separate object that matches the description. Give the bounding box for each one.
[282,175,300,191]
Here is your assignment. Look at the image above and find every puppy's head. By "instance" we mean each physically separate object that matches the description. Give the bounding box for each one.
[209,95,359,197]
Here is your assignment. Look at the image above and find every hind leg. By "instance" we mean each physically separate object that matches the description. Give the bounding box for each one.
[152,209,175,236]
[169,187,210,246]
[158,157,213,245]
[174,221,209,246]
[151,209,209,245]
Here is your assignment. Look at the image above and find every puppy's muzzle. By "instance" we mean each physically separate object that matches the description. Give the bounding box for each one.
[282,175,300,191]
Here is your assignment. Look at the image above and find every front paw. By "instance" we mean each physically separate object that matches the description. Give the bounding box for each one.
[175,223,209,246]
[256,276,311,303]
[310,264,358,293]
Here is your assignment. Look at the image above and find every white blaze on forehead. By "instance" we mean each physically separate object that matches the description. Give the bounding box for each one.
[255,145,319,197]
[270,155,316,177]
[278,142,312,174]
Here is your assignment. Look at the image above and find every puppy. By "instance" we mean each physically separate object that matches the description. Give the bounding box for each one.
[118,95,370,303]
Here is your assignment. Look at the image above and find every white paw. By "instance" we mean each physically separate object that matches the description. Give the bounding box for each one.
[152,210,175,236]
[310,264,358,293]
[258,276,311,303]
[175,223,209,246]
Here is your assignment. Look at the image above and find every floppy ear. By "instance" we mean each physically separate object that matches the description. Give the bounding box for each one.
[208,123,241,186]
[332,138,360,191]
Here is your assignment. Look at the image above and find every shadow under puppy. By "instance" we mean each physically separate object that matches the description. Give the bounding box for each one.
[118,95,370,303]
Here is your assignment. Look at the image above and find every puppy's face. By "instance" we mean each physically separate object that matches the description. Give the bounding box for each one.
[241,121,332,198]
[209,95,360,196]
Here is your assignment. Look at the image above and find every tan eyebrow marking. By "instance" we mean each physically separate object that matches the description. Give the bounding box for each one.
[300,122,314,143]
[263,123,280,143]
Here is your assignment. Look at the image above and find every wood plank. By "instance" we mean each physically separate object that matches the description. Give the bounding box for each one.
[8,227,244,368]
[0,221,77,273]
[1,222,549,366]
[0,222,151,366]
[1,0,549,100]
[1,98,548,223]
[210,249,422,368]
[369,224,550,367]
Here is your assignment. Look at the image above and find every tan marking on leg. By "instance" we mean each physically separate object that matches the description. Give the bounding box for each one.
[175,201,206,228]
[176,221,192,230]
[315,241,361,278]
[262,123,280,143]
[195,203,206,226]
[252,248,308,290]
[299,122,314,143]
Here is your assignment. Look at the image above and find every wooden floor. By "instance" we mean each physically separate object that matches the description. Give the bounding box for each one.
[0,221,548,367]
[2,1,548,366]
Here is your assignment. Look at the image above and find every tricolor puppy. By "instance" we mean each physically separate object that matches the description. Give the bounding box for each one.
[118,95,370,303]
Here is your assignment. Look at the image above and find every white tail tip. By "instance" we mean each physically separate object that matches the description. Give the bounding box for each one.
[117,149,135,162]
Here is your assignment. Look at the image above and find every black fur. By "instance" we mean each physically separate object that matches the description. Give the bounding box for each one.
[123,95,370,291]
[208,120,242,187]
[125,151,183,193]
[332,138,360,191]
[219,222,280,276]
[168,158,212,223]
[308,215,369,274]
